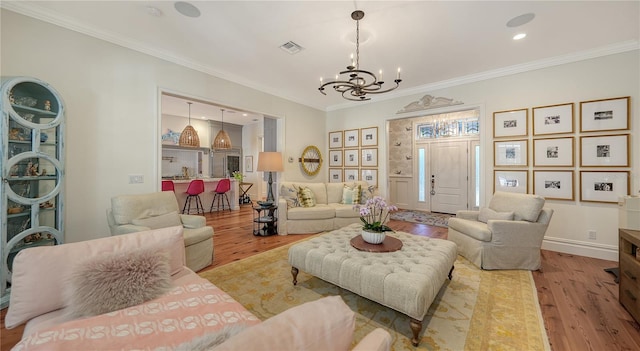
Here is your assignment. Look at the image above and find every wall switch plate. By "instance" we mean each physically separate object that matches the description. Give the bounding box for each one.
[129,174,144,184]
[588,230,596,240]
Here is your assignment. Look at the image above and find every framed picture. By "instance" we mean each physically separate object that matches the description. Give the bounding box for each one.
[494,140,528,167]
[329,131,343,149]
[580,96,630,132]
[344,168,359,182]
[493,108,528,138]
[580,134,629,167]
[534,170,574,200]
[494,170,528,193]
[360,127,378,146]
[344,129,359,148]
[533,137,574,167]
[329,168,343,183]
[580,171,629,203]
[244,155,253,172]
[361,169,378,187]
[361,148,378,167]
[344,149,359,167]
[532,103,574,135]
[329,150,343,167]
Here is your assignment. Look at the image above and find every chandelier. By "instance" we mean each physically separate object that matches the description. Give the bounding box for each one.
[178,102,200,147]
[212,109,232,149]
[318,10,402,101]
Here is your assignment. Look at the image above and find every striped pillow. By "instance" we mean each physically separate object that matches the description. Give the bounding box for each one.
[297,187,316,208]
[342,185,361,204]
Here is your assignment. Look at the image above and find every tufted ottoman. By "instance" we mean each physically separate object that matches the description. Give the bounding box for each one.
[288,223,457,346]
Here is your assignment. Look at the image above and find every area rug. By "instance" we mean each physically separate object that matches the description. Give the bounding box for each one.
[199,243,550,351]
[390,210,453,227]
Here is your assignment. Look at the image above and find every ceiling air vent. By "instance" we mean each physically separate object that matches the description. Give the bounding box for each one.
[279,41,304,55]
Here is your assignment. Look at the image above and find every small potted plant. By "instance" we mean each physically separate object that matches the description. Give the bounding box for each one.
[354,196,398,244]
[232,171,244,182]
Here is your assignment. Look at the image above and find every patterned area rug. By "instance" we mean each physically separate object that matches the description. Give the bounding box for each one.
[200,241,550,351]
[390,210,454,227]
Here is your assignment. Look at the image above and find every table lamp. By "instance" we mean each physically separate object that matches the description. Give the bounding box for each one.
[256,151,284,204]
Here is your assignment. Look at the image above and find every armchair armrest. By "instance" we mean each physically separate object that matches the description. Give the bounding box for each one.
[456,210,480,221]
[112,224,150,235]
[488,220,549,247]
[180,214,205,229]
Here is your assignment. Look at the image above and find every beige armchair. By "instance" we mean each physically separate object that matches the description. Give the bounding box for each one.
[447,191,553,270]
[106,191,214,272]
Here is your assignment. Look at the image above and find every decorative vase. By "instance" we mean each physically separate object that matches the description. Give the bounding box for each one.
[361,229,386,244]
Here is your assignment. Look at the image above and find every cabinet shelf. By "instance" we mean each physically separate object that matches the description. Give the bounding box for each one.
[2,76,65,308]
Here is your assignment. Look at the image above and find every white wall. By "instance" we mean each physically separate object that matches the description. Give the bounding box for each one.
[1,10,326,243]
[328,51,640,261]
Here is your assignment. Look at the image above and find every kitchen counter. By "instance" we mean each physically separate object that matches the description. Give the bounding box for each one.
[162,178,239,211]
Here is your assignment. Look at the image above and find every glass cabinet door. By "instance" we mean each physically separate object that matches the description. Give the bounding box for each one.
[1,77,65,307]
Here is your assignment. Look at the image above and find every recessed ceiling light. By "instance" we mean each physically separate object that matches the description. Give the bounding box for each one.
[513,33,527,40]
[174,2,201,18]
[243,113,248,117]
[507,13,535,28]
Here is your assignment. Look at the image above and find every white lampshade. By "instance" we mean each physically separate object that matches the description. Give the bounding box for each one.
[257,152,284,172]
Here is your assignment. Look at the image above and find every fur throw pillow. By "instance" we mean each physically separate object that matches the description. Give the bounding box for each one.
[65,248,173,318]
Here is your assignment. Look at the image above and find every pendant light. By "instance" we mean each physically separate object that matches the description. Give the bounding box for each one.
[178,102,200,147]
[212,108,232,149]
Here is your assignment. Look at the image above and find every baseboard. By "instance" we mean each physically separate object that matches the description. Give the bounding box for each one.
[542,236,618,262]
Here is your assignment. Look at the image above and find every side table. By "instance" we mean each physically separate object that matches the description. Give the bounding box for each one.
[253,204,278,236]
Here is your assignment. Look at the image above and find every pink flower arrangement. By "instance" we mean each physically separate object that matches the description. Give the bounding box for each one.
[354,196,398,232]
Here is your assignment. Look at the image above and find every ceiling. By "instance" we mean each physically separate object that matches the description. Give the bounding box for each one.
[3,1,639,118]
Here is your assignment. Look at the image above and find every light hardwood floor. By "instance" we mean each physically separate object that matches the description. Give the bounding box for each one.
[2,205,639,350]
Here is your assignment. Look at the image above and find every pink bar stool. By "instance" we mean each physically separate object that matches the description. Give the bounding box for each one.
[161,180,175,192]
[210,178,232,212]
[182,179,205,214]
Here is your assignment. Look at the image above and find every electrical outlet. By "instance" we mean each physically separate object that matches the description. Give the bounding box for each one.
[129,174,144,184]
[588,230,596,240]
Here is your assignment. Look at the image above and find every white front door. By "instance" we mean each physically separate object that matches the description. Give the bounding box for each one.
[430,141,468,214]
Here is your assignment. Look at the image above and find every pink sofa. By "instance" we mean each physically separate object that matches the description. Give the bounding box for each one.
[5,227,391,350]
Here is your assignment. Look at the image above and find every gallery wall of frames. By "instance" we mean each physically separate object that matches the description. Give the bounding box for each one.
[493,96,631,203]
[328,127,379,187]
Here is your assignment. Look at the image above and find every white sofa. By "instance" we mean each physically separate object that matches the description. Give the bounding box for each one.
[106,191,214,272]
[277,181,375,235]
[7,227,391,351]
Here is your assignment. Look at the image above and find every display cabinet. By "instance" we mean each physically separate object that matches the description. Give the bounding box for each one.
[1,77,65,307]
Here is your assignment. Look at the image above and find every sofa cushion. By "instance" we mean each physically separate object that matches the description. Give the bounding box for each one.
[489,191,545,222]
[326,182,346,203]
[478,207,514,223]
[333,204,361,218]
[5,227,185,329]
[298,186,317,207]
[111,192,180,225]
[184,226,214,246]
[132,211,182,229]
[342,184,361,204]
[65,248,172,318]
[306,183,328,204]
[287,205,335,220]
[214,296,355,351]
[448,218,492,242]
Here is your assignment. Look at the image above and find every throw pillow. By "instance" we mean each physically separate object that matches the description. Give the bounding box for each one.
[281,184,301,208]
[297,187,316,208]
[359,184,377,204]
[342,185,361,204]
[131,211,182,229]
[478,207,514,223]
[65,248,173,318]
